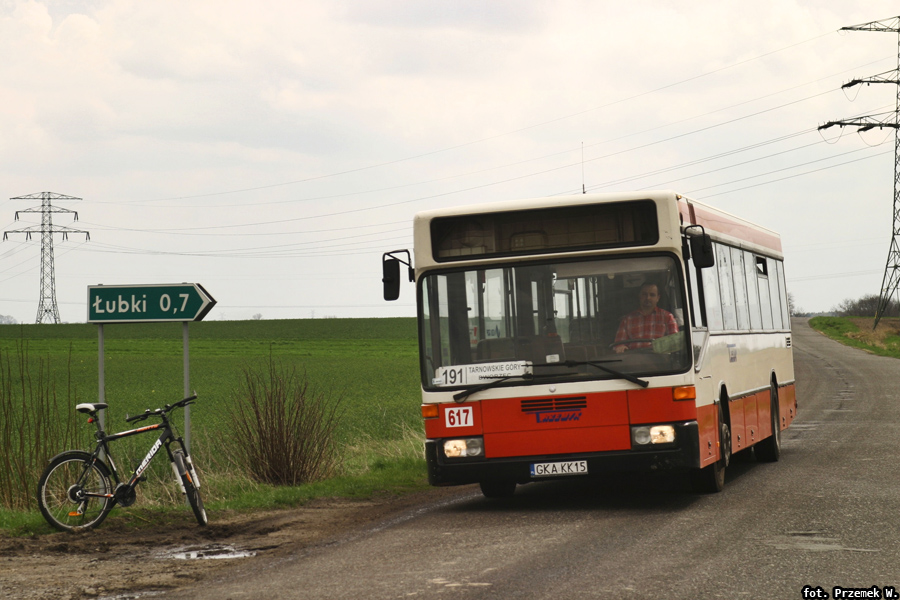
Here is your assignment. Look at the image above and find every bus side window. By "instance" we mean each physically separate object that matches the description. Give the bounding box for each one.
[702,246,724,331]
[744,250,762,329]
[716,244,737,330]
[767,257,784,330]
[756,257,774,330]
[731,246,750,330]
[777,261,791,325]
[686,253,705,328]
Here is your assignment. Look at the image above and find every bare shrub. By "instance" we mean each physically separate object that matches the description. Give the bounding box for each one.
[228,357,343,486]
[0,342,80,510]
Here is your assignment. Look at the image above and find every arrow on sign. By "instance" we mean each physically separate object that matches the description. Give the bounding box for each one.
[88,283,216,323]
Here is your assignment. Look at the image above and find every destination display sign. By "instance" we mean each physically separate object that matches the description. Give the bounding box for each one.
[88,283,216,324]
[432,361,531,387]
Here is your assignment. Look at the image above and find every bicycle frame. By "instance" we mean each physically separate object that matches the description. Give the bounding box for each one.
[83,412,190,503]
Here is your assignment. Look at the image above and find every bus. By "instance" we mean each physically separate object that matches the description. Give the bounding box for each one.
[382,190,796,496]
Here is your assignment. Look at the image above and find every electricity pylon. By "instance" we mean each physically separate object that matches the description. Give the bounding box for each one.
[3,192,90,324]
[819,16,900,328]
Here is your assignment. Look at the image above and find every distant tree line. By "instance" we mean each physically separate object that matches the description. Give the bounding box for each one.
[833,294,900,318]
[0,315,16,325]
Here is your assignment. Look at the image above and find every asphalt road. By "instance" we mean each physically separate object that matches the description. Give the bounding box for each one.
[169,319,900,599]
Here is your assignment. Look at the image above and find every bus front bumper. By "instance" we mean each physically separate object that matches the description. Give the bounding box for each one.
[425,421,701,486]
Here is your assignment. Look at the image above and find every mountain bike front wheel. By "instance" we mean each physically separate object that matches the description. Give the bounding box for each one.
[37,451,113,532]
[172,450,207,526]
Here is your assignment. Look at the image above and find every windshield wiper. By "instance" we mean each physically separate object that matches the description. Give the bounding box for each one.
[452,375,533,403]
[533,359,649,388]
[450,359,648,403]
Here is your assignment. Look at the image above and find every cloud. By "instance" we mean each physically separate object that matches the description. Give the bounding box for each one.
[339,0,543,31]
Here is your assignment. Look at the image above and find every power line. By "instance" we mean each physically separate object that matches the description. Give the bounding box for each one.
[789,269,881,282]
[38,146,892,262]
[77,90,868,238]
[54,132,892,261]
[694,148,892,199]
[683,145,884,194]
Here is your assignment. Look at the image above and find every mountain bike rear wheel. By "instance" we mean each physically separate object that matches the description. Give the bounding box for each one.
[172,450,207,526]
[37,452,113,532]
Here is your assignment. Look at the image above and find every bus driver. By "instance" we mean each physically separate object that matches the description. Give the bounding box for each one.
[613,282,679,353]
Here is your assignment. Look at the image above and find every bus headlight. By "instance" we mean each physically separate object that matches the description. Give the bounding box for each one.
[443,437,484,458]
[632,425,676,446]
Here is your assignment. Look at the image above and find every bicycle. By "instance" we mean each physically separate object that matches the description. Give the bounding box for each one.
[37,395,207,532]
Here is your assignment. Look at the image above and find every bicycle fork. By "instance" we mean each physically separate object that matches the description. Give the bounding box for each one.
[170,453,202,494]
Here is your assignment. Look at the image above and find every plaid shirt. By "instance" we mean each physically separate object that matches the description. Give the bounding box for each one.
[614,307,679,350]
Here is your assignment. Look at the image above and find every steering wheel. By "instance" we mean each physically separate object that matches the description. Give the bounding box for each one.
[609,339,655,353]
[609,338,654,347]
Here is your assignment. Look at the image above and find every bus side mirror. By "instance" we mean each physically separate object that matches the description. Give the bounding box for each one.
[383,258,401,301]
[382,250,414,301]
[689,234,715,269]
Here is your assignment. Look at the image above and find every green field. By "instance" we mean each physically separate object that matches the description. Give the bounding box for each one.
[0,318,426,530]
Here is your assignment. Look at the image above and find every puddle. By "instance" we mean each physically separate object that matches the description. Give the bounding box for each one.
[787,422,820,431]
[766,531,878,553]
[156,543,257,560]
[99,592,166,600]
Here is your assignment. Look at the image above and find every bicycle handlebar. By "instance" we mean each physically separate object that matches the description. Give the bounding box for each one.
[124,395,198,423]
[125,410,151,424]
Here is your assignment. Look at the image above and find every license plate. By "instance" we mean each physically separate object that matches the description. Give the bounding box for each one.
[530,460,588,478]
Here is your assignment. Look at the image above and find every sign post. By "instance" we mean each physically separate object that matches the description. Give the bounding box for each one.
[88,283,216,452]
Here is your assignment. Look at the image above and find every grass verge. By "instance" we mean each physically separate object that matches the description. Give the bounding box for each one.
[2,452,430,536]
[808,316,900,358]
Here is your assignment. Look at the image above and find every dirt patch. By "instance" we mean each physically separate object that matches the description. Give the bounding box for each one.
[0,486,472,600]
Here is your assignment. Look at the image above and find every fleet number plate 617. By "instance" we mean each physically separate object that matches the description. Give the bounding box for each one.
[444,406,473,428]
[530,460,588,477]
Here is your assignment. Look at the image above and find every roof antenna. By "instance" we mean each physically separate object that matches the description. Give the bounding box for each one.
[581,142,586,194]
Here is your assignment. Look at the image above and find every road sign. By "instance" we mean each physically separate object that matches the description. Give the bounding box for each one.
[88,283,216,323]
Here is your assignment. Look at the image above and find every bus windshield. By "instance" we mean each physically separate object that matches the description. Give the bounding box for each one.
[420,255,692,390]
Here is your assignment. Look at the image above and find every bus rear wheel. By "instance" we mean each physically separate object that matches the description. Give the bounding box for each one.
[755,382,781,463]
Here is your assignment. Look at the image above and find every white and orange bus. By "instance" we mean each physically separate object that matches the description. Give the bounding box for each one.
[383,190,796,495]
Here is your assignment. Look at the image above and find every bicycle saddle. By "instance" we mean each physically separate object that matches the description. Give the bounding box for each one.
[76,403,109,414]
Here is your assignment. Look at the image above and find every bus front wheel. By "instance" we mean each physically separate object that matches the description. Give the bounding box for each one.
[480,480,516,499]
[691,404,730,493]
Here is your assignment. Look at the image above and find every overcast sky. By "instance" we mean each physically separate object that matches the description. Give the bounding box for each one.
[1,0,898,323]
